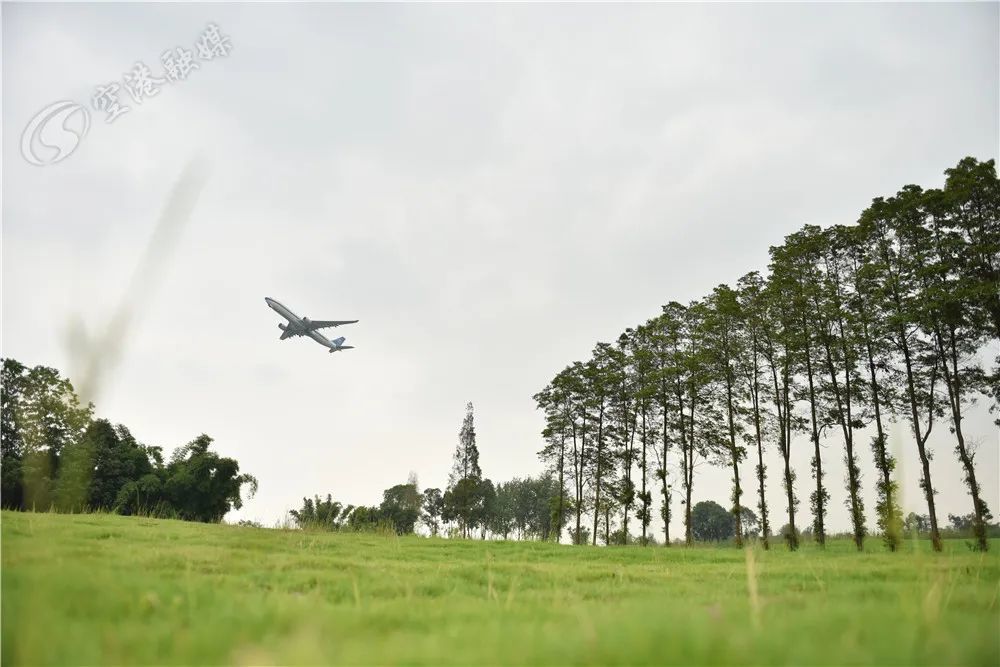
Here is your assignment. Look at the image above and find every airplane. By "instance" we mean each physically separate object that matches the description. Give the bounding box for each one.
[265,297,357,353]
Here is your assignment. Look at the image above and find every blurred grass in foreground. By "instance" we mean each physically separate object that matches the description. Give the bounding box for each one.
[2,511,998,665]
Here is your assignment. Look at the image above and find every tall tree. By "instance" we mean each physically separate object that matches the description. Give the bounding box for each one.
[737,272,773,549]
[923,180,994,551]
[760,272,802,550]
[608,332,638,542]
[584,345,614,545]
[772,229,829,546]
[564,362,591,546]
[446,402,485,538]
[860,188,944,551]
[815,225,867,550]
[535,383,569,542]
[846,225,903,550]
[650,306,688,547]
[631,325,658,545]
[678,303,712,545]
[1,360,93,510]
[702,285,748,547]
[449,402,482,487]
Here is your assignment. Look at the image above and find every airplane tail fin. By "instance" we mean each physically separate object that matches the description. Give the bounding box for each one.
[328,336,354,353]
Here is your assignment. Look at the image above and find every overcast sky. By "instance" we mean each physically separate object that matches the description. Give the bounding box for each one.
[3,2,998,536]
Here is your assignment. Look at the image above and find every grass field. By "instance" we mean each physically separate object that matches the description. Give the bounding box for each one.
[2,511,998,665]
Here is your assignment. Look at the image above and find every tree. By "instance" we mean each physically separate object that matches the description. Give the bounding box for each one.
[771,228,830,547]
[815,225,868,550]
[861,188,945,551]
[903,512,930,534]
[422,488,444,536]
[488,481,516,539]
[740,506,761,538]
[1,359,29,509]
[649,309,684,547]
[1,360,93,510]
[56,420,154,512]
[535,377,573,544]
[737,272,773,549]
[922,172,996,551]
[630,324,658,545]
[159,434,258,522]
[702,285,748,547]
[380,480,422,534]
[290,494,354,530]
[608,332,638,542]
[691,500,736,542]
[446,402,485,538]
[845,225,903,550]
[346,505,385,531]
[671,302,712,545]
[585,344,614,545]
[449,402,482,486]
[443,476,492,539]
[759,273,803,550]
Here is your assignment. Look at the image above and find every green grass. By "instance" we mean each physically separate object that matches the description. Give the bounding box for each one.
[2,511,998,665]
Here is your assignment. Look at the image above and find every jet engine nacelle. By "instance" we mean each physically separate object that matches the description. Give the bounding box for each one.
[278,323,286,330]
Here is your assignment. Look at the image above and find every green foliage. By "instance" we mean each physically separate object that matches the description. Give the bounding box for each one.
[690,500,736,542]
[421,487,444,536]
[448,402,482,486]
[1,358,256,523]
[290,494,354,530]
[1,359,93,510]
[443,476,492,538]
[378,481,422,534]
[534,155,998,554]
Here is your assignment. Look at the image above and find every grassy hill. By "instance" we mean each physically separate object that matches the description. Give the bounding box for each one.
[2,511,998,665]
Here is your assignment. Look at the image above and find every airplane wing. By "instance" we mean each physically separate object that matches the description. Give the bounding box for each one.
[307,320,358,330]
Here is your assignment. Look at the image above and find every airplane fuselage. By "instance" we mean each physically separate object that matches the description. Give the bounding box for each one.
[265,297,354,352]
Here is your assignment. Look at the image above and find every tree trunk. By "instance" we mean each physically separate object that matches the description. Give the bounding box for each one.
[863,326,898,551]
[771,360,798,550]
[750,348,769,550]
[820,333,864,551]
[641,403,649,545]
[724,371,743,547]
[592,406,604,546]
[900,334,942,551]
[803,331,826,546]
[556,431,565,543]
[937,324,988,551]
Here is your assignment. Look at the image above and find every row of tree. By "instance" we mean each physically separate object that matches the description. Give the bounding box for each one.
[534,156,999,552]
[1,358,257,522]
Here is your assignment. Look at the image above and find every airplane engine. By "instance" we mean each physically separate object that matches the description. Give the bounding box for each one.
[278,323,286,330]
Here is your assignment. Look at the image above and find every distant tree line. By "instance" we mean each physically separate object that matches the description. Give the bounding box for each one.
[1,358,257,522]
[292,403,569,540]
[534,156,999,552]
